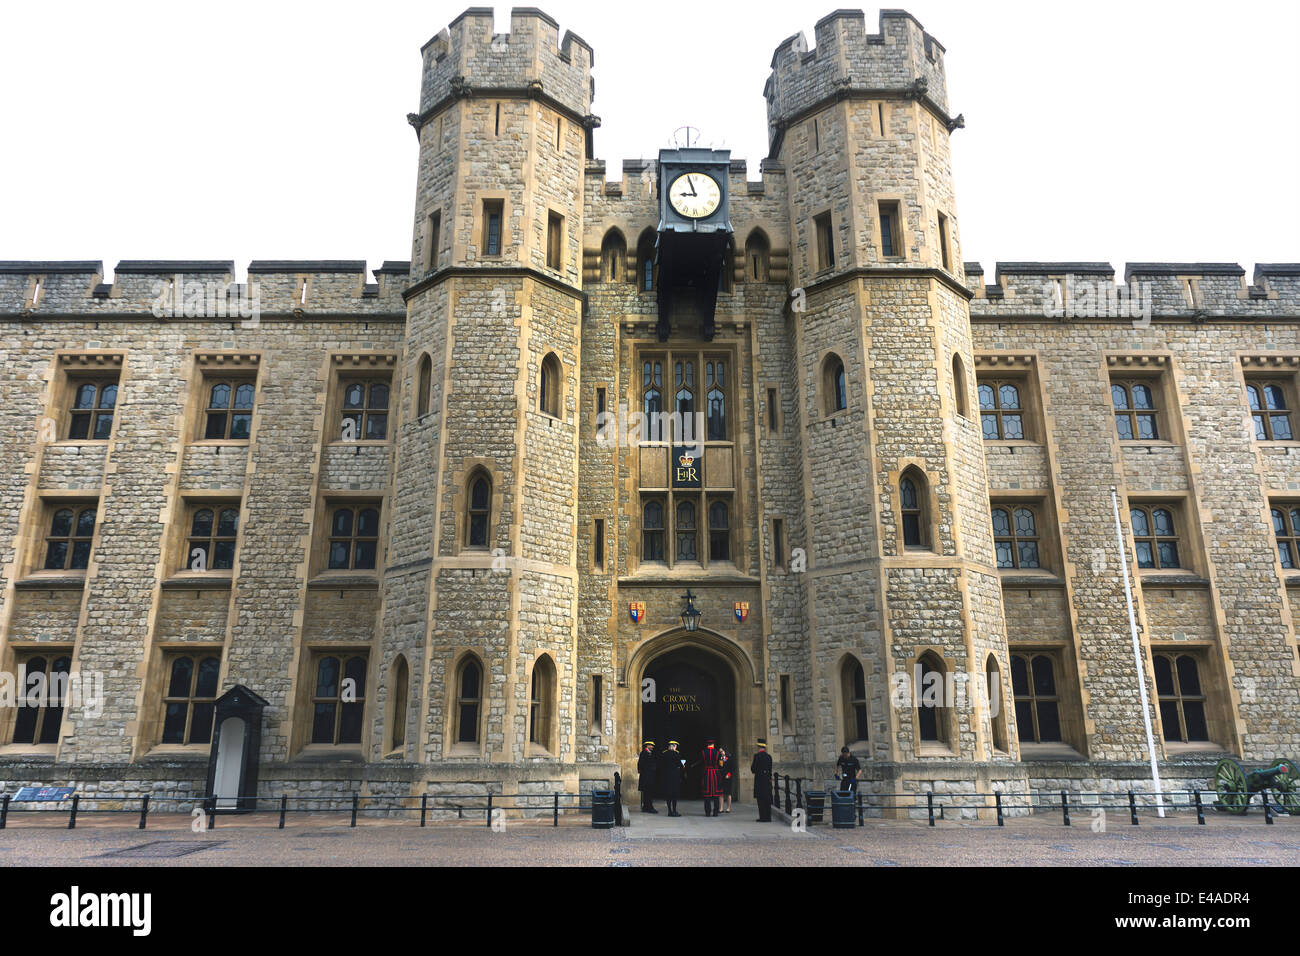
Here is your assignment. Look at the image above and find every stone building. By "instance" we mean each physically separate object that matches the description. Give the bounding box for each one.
[1,7,1297,814]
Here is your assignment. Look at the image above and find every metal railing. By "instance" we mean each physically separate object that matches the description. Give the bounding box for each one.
[768,773,1297,827]
[0,789,610,830]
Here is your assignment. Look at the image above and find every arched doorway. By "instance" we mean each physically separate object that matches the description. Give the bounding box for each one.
[641,645,737,799]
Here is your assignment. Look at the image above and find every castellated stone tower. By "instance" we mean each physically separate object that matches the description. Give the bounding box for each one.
[381,9,594,780]
[766,10,1018,782]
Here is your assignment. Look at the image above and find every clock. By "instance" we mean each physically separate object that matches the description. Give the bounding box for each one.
[667,172,722,219]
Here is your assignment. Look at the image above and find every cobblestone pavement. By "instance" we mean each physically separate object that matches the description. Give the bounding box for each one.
[2,802,1298,866]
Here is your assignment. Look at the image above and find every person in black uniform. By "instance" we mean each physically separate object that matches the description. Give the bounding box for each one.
[659,739,684,816]
[637,740,659,813]
[751,738,773,822]
[835,746,861,793]
[718,746,734,813]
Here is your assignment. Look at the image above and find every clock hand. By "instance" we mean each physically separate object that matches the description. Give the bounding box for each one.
[685,176,697,196]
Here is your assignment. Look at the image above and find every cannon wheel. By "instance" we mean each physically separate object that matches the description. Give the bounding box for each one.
[1276,759,1300,815]
[1213,758,1250,814]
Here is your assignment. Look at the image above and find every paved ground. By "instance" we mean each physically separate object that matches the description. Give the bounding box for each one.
[2,801,1298,866]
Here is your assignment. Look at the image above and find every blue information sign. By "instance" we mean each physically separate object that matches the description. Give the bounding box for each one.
[11,786,75,802]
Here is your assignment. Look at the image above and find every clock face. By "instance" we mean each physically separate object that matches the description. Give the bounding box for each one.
[668,172,722,219]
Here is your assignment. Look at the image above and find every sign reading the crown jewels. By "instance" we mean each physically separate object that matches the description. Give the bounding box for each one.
[672,445,702,488]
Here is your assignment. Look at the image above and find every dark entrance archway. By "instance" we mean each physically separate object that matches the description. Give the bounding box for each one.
[641,646,737,800]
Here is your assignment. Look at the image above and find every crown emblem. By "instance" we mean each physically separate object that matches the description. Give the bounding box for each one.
[678,453,695,468]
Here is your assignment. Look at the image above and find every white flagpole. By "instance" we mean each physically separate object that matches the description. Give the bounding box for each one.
[1111,486,1165,817]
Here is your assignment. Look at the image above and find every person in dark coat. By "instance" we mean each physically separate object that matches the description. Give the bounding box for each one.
[835,746,862,793]
[637,740,659,813]
[699,738,724,817]
[751,738,773,822]
[659,739,684,816]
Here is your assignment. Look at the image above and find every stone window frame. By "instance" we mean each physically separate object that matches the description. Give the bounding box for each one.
[591,517,606,573]
[990,501,1043,571]
[1106,354,1176,446]
[838,654,870,749]
[950,352,970,420]
[24,492,102,583]
[1270,500,1300,571]
[325,353,397,447]
[460,466,495,553]
[423,208,442,275]
[40,499,98,573]
[764,383,782,434]
[481,195,507,259]
[973,354,1040,444]
[446,650,486,757]
[875,196,906,261]
[1152,650,1213,746]
[538,351,563,419]
[599,228,627,283]
[295,647,371,753]
[813,210,835,273]
[908,647,958,757]
[819,351,847,418]
[1009,650,1062,746]
[2,647,74,751]
[188,353,262,446]
[416,352,433,419]
[51,352,125,445]
[385,654,410,757]
[311,494,384,581]
[449,459,503,555]
[936,210,953,272]
[778,672,795,735]
[631,345,739,573]
[545,208,565,273]
[896,464,937,553]
[636,229,656,292]
[527,653,558,758]
[745,228,771,283]
[985,653,1009,754]
[158,650,222,747]
[1008,645,1087,758]
[1240,356,1300,444]
[167,492,243,584]
[1127,497,1193,574]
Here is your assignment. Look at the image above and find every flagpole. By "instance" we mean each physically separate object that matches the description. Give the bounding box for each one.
[1111,486,1165,817]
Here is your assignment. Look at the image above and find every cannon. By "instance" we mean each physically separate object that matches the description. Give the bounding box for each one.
[1212,757,1300,814]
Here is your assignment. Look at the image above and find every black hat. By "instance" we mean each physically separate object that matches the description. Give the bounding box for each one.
[841,746,851,754]
[756,738,767,748]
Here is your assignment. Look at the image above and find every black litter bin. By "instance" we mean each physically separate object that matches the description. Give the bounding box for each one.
[831,789,856,828]
[591,789,615,829]
[804,789,825,824]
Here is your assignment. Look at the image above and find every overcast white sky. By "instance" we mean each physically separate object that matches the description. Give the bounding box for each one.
[1,1,1296,280]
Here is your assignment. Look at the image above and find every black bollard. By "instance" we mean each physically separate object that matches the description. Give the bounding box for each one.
[1128,790,1138,826]
[995,790,1004,827]
[138,795,150,830]
[1194,789,1204,825]
[1061,790,1070,827]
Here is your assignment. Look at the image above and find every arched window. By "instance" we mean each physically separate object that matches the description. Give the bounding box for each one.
[311,653,367,745]
[13,653,72,745]
[328,504,380,570]
[1010,653,1060,743]
[1112,381,1159,441]
[642,499,665,562]
[1130,506,1179,569]
[417,353,432,418]
[986,654,1008,752]
[600,229,627,283]
[674,358,696,440]
[841,658,869,745]
[528,655,556,752]
[899,468,929,549]
[637,230,656,292]
[44,504,97,571]
[916,652,948,744]
[161,653,220,745]
[388,656,409,753]
[204,380,255,440]
[822,354,846,416]
[705,359,727,440]
[675,499,698,563]
[539,353,561,418]
[466,472,491,549]
[67,380,117,440]
[745,229,770,282]
[708,499,730,561]
[978,380,1023,440]
[642,358,663,430]
[951,354,969,418]
[991,506,1040,569]
[1153,653,1209,742]
[1247,382,1293,441]
[455,656,482,745]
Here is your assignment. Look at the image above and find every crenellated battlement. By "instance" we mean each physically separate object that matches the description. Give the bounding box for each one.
[765,8,949,149]
[418,7,593,120]
[964,261,1300,318]
[0,260,409,316]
